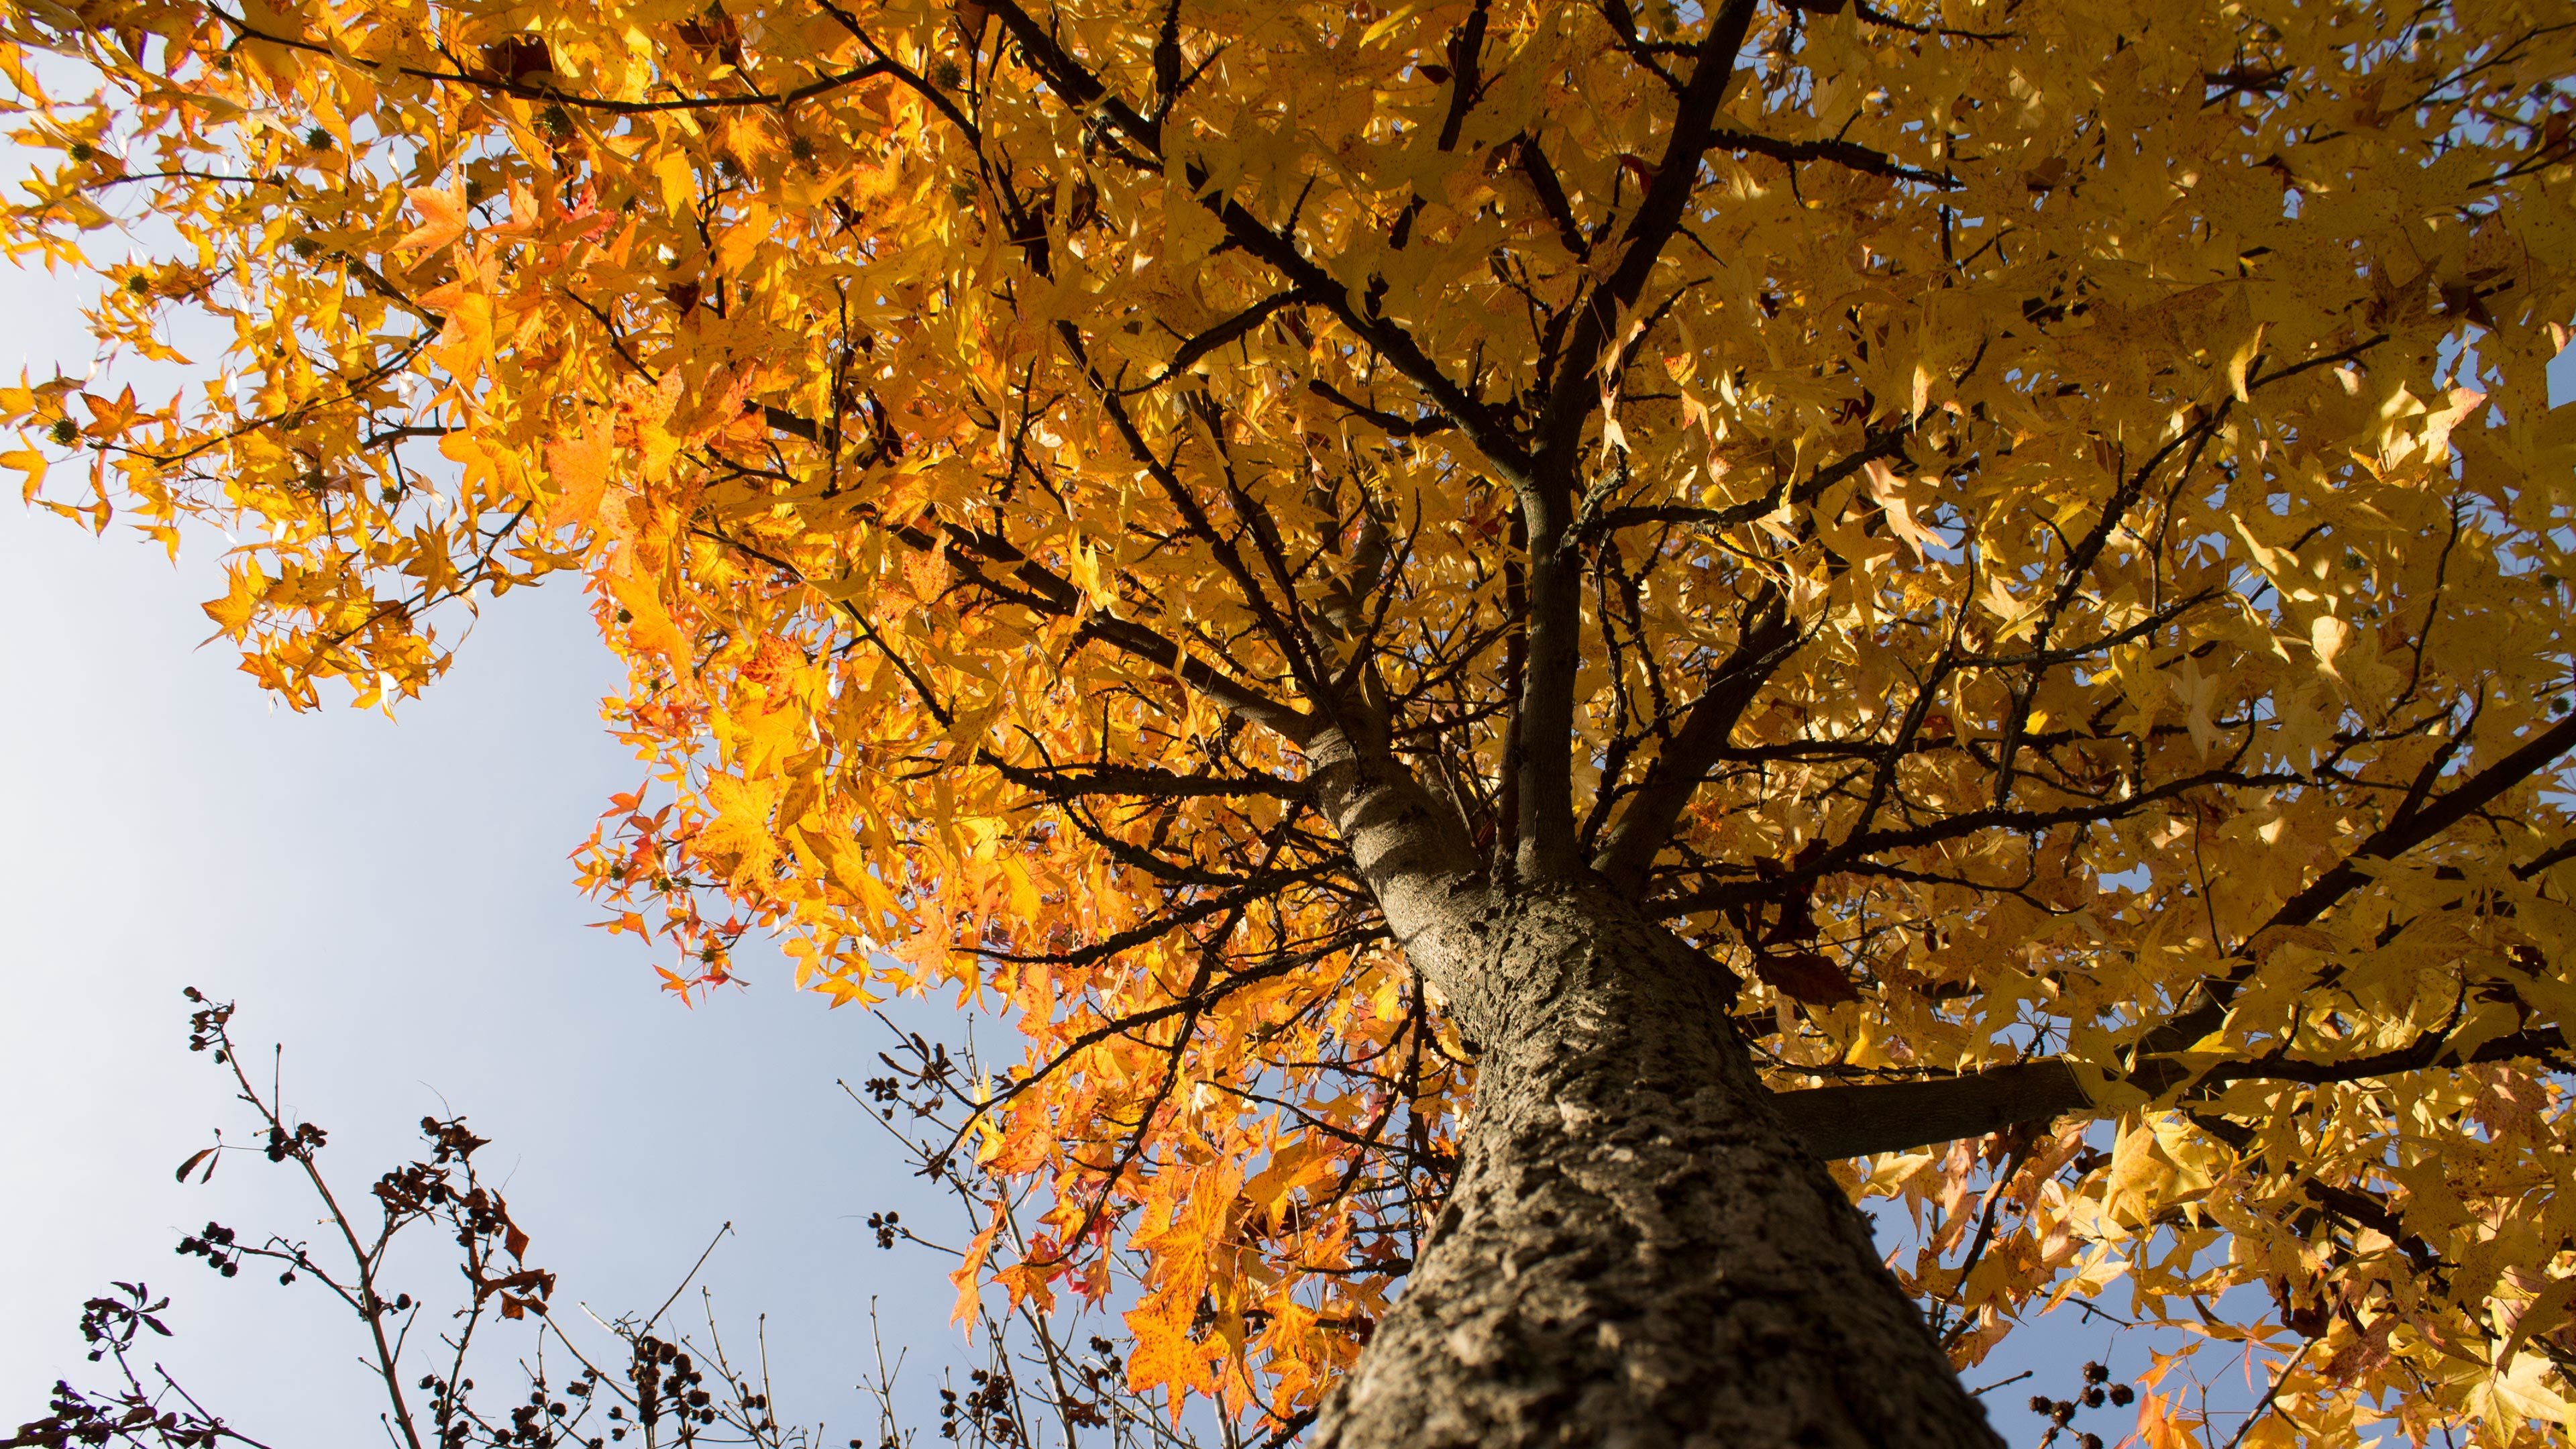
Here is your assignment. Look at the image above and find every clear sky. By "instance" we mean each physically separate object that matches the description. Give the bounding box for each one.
[4,164,2567,1449]
[0,199,986,1438]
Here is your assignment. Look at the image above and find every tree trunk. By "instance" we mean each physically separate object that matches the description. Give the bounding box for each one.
[1309,887,2002,1449]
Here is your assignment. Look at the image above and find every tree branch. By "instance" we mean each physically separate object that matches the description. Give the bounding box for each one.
[1711,127,1957,188]
[1304,727,1491,1000]
[723,490,1318,741]
[2135,709,2576,1061]
[1769,1060,2088,1161]
[1512,0,1762,884]
[1769,1026,2571,1159]
[1592,586,1798,891]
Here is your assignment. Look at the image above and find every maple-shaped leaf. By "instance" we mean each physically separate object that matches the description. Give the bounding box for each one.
[543,427,611,530]
[19,0,2576,1438]
[1754,950,1860,1006]
[394,182,469,256]
[201,566,266,638]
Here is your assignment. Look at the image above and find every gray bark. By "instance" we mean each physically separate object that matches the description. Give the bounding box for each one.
[1304,885,2002,1449]
[1766,1061,2091,1161]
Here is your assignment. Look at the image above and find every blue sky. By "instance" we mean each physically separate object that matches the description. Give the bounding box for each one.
[0,198,1004,1436]
[0,420,983,1442]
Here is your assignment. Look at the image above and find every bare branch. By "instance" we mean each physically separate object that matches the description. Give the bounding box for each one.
[1772,1026,2572,1159]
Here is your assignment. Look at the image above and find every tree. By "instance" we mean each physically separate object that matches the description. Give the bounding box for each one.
[6,0,2576,1440]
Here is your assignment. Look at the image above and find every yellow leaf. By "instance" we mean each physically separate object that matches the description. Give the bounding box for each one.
[1,448,46,498]
[394,181,469,255]
[2225,324,2266,403]
[656,152,698,215]
[202,564,268,637]
[2470,1348,2576,1436]
[2500,1276,2576,1371]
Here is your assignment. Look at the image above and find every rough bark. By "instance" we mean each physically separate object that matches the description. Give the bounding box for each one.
[1309,887,2002,1449]
[1766,1061,2092,1161]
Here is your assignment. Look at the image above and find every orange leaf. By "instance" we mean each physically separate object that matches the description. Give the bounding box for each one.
[544,426,612,529]
[951,1211,1004,1330]
[394,180,469,256]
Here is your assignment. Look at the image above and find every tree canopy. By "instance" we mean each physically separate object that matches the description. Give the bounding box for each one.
[8,0,2576,1441]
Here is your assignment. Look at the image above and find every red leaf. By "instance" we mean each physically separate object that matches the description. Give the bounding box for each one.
[1755,950,1861,1006]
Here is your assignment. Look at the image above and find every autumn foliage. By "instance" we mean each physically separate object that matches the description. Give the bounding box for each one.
[9,0,2576,1441]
